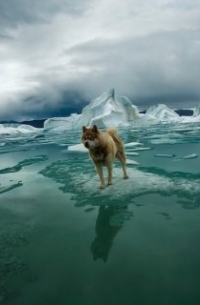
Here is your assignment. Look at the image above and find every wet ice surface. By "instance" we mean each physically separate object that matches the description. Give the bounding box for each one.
[1,122,200,305]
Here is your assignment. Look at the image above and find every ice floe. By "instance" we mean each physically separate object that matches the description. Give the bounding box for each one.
[68,143,88,152]
[182,153,198,159]
[126,152,140,156]
[68,142,144,153]
[155,154,176,158]
[124,142,143,148]
[0,124,41,135]
[39,159,200,208]
[126,159,140,165]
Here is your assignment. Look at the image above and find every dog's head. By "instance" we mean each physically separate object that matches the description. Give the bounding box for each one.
[81,125,99,150]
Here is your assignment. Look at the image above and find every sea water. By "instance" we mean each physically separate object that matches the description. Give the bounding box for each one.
[0,123,200,305]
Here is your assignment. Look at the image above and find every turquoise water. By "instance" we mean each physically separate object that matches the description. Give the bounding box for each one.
[0,123,200,305]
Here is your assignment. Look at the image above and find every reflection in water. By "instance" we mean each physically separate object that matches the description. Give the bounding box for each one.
[91,206,127,262]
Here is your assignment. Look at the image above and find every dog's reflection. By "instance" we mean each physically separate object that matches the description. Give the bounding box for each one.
[91,205,125,262]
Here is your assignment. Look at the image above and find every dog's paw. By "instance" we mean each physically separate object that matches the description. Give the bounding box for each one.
[123,175,129,179]
[99,184,105,189]
[107,182,112,186]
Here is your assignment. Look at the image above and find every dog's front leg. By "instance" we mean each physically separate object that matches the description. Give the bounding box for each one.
[107,165,113,185]
[95,164,105,189]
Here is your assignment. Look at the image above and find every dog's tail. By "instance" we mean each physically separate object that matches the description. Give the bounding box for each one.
[107,128,121,145]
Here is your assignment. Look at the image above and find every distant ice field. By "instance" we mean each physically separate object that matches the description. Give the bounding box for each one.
[0,122,200,305]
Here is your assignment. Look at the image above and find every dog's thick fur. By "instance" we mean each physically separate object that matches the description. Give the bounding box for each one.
[81,125,128,188]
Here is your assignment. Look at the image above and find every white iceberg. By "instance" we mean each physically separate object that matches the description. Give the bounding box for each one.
[145,104,180,122]
[193,103,200,117]
[42,91,200,133]
[44,113,81,133]
[144,104,200,124]
[44,89,141,132]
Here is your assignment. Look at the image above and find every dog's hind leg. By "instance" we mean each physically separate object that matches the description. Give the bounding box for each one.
[116,151,129,179]
[95,165,105,189]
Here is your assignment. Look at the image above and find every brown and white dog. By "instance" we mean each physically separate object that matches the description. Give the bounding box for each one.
[81,125,128,189]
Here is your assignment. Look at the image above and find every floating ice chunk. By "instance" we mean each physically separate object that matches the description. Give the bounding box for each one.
[58,144,69,147]
[68,144,88,152]
[0,124,40,135]
[124,142,143,148]
[150,139,178,144]
[131,147,152,151]
[147,132,182,140]
[126,159,139,165]
[126,152,139,156]
[155,154,176,158]
[182,153,198,159]
[179,115,200,123]
[67,144,141,158]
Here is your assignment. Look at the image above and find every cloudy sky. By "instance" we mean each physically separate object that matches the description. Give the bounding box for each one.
[0,0,200,121]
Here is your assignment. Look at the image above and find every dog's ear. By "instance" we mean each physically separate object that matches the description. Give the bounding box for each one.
[82,126,87,133]
[92,125,98,133]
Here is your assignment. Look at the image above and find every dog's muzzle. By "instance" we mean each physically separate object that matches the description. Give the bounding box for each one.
[84,141,89,149]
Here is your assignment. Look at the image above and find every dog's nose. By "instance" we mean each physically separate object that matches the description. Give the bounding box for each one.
[84,141,89,148]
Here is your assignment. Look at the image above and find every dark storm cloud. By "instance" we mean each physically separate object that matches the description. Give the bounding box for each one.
[0,88,88,121]
[22,90,88,119]
[66,29,200,105]
[0,0,90,31]
[0,0,200,121]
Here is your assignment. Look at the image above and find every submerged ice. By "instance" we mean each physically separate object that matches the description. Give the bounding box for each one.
[39,158,200,209]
